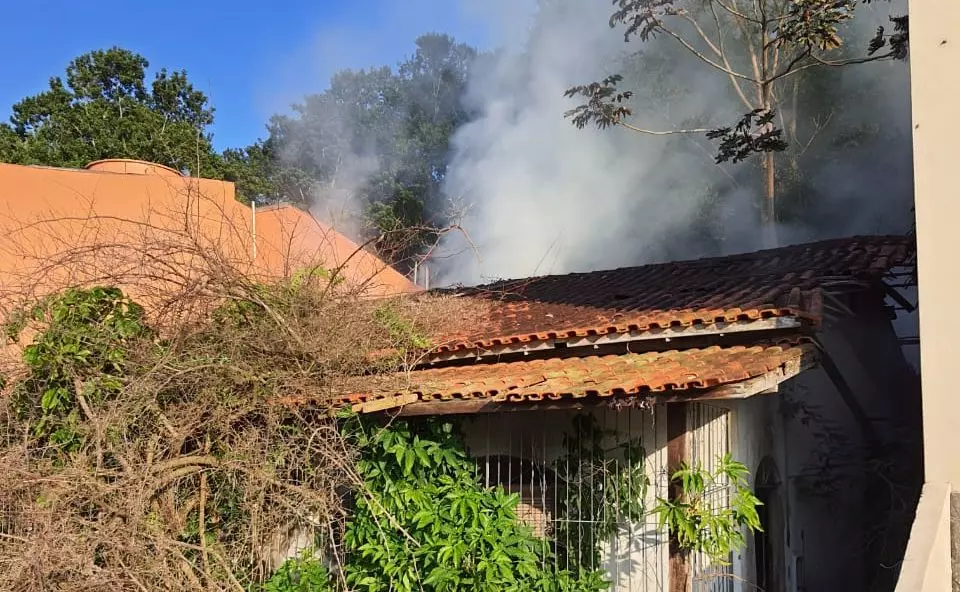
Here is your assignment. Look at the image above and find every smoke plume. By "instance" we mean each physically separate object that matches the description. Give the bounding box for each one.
[436,0,913,286]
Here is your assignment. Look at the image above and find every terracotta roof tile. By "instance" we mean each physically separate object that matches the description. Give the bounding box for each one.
[431,235,912,353]
[343,343,813,409]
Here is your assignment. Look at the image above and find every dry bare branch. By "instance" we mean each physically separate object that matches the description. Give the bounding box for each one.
[0,180,479,591]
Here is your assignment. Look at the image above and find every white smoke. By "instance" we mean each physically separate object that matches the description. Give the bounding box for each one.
[435,0,913,286]
[439,0,708,284]
[264,0,487,240]
[306,149,381,240]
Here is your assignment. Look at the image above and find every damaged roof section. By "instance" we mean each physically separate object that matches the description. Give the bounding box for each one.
[343,342,818,415]
[428,235,912,356]
[321,234,914,416]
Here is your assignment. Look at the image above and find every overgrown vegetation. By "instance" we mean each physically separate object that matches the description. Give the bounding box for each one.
[0,282,762,591]
[0,200,760,590]
[0,266,454,590]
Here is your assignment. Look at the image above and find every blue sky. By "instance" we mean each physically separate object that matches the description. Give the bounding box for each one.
[0,0,493,151]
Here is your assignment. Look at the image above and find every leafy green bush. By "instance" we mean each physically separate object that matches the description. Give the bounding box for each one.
[11,286,150,450]
[340,417,609,592]
[262,554,333,592]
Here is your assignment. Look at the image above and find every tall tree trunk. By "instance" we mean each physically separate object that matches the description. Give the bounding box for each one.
[759,59,778,247]
[762,150,779,248]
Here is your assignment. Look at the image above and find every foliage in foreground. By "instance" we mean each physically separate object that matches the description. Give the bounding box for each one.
[0,279,450,591]
[340,418,609,592]
[0,282,761,591]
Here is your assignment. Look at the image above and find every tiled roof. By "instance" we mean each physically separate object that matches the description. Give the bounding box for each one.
[430,235,912,354]
[341,343,814,410]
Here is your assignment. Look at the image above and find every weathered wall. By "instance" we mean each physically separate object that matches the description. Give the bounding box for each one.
[708,394,784,591]
[738,364,866,592]
[759,313,921,592]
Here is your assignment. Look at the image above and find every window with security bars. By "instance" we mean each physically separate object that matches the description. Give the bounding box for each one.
[463,402,734,592]
[463,406,671,591]
[688,403,735,592]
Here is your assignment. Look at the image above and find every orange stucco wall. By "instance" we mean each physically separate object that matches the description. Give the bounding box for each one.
[0,161,417,315]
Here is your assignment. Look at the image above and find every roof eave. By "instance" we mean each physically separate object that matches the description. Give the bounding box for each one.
[354,346,819,416]
[424,315,810,364]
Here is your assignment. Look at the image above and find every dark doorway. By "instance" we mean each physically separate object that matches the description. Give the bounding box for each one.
[754,457,786,592]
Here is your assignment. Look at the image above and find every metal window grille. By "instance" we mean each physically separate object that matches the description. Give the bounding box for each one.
[462,402,735,592]
[689,403,734,592]
[462,406,670,591]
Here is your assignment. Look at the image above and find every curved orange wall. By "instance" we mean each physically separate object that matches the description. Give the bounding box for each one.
[0,162,419,317]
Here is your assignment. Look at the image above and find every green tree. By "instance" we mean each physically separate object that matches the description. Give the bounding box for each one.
[565,0,909,241]
[0,47,219,175]
[262,34,477,267]
[218,140,314,206]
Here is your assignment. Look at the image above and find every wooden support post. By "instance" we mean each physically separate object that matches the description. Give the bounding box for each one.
[667,401,691,592]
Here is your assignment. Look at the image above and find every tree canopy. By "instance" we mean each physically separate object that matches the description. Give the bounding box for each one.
[0,47,219,175]
[246,33,477,266]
